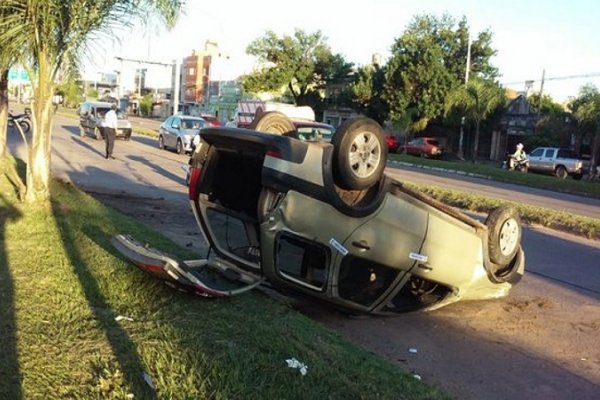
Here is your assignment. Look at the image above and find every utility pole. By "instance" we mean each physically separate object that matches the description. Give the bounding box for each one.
[458,33,472,160]
[534,69,546,134]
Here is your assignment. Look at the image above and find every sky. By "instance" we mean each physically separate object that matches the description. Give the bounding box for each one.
[85,0,600,103]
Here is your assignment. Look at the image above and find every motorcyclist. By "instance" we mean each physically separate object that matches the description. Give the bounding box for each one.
[509,143,529,170]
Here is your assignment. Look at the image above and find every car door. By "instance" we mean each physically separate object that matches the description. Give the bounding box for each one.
[168,116,181,148]
[541,148,556,172]
[528,148,544,171]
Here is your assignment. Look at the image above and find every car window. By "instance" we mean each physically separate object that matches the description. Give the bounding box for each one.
[182,119,206,129]
[171,117,180,128]
[543,149,555,158]
[96,107,111,118]
[530,148,543,157]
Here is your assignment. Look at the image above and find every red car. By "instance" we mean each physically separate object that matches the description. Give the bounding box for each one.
[385,134,400,153]
[200,114,221,127]
[404,137,443,158]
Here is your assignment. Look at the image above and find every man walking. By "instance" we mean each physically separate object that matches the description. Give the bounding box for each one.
[104,104,118,159]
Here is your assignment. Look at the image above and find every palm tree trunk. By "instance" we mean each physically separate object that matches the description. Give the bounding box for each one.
[0,69,8,159]
[25,55,54,203]
[472,120,481,163]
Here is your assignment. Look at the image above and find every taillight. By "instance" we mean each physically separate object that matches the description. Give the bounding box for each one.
[188,167,202,200]
[266,149,282,159]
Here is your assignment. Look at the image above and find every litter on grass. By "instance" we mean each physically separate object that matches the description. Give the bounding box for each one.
[286,357,308,376]
[115,315,134,322]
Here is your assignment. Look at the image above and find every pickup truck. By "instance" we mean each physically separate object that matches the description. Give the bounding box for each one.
[527,147,588,180]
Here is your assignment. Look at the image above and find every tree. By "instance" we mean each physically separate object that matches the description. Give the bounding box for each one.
[56,79,84,108]
[445,78,505,161]
[527,93,572,149]
[139,94,153,117]
[243,29,353,108]
[570,84,600,178]
[0,0,181,203]
[384,14,499,133]
[348,64,389,125]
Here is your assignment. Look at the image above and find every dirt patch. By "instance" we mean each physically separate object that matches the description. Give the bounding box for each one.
[92,191,600,400]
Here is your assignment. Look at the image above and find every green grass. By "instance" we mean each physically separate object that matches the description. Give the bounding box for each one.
[0,158,447,399]
[405,183,600,240]
[390,153,600,198]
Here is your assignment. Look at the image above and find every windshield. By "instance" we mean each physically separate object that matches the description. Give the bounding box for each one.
[96,107,125,119]
[181,119,207,129]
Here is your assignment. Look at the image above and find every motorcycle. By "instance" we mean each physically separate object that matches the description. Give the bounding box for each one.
[8,108,32,134]
[502,154,529,172]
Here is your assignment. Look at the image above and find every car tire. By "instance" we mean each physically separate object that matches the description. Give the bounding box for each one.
[332,117,387,190]
[79,126,86,138]
[249,111,298,138]
[485,206,521,266]
[158,135,165,150]
[555,165,568,179]
[95,127,103,140]
[176,139,183,154]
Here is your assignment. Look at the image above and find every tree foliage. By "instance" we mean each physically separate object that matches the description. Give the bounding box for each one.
[445,77,505,161]
[242,29,353,108]
[347,64,388,125]
[0,0,182,202]
[384,14,499,133]
[570,84,600,177]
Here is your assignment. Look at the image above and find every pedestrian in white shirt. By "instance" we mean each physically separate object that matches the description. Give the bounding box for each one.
[104,104,118,159]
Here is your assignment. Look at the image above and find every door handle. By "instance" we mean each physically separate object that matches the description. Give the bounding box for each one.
[351,240,370,251]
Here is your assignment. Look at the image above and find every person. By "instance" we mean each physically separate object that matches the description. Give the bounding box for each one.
[104,104,118,159]
[509,143,529,170]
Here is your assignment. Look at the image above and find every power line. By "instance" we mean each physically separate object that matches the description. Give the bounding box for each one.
[502,72,600,86]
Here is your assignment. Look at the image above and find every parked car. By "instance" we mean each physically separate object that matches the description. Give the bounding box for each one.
[527,147,588,180]
[404,137,443,157]
[200,114,221,127]
[114,113,525,315]
[158,115,208,154]
[79,101,132,140]
[386,134,400,153]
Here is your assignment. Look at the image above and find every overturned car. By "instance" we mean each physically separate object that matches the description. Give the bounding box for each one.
[114,113,525,315]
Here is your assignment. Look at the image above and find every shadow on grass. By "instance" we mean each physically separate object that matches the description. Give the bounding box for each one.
[0,192,23,398]
[50,195,156,398]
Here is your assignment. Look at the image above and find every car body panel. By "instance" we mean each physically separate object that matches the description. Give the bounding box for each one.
[404,137,443,157]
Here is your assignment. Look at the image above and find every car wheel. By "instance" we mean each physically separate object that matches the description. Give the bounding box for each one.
[485,206,521,266]
[79,126,86,138]
[249,111,298,138]
[176,139,183,154]
[332,117,387,190]
[555,165,568,179]
[158,135,165,150]
[95,127,103,140]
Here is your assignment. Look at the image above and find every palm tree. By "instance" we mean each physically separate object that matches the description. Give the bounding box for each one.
[0,0,182,203]
[445,78,505,162]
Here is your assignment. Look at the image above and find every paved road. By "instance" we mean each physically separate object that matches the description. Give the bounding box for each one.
[7,115,600,399]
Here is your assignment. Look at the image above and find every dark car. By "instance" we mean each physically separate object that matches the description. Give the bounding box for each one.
[404,137,443,157]
[115,113,525,315]
[386,134,400,153]
[158,115,208,154]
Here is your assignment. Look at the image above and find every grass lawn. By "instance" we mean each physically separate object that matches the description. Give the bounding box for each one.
[0,158,448,400]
